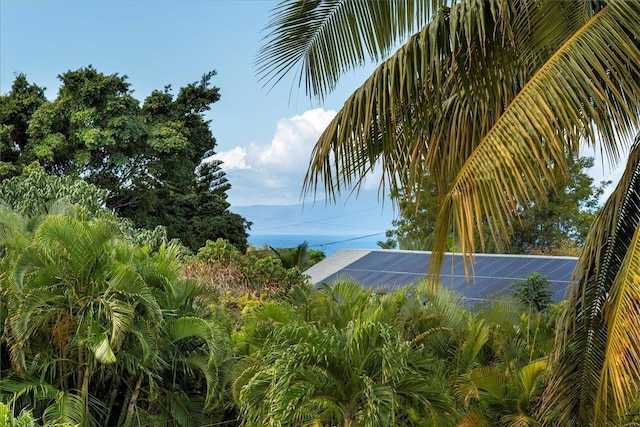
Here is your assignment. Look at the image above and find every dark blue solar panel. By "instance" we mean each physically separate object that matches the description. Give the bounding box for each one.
[313,250,577,303]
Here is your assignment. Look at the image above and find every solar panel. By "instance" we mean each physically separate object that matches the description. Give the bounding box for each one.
[311,250,578,303]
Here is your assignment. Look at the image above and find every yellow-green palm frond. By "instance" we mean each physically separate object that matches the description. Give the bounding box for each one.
[541,134,640,426]
[256,0,449,100]
[433,0,640,272]
[598,225,640,420]
[293,0,639,275]
[302,0,530,202]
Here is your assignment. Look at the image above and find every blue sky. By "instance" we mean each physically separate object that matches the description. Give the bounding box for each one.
[1,0,395,237]
[0,1,625,239]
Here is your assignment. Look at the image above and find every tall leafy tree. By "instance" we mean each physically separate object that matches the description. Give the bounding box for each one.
[0,74,46,178]
[0,67,250,251]
[257,0,640,423]
[387,155,608,255]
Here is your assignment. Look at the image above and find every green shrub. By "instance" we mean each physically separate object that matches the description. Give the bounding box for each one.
[0,402,38,427]
[511,272,554,312]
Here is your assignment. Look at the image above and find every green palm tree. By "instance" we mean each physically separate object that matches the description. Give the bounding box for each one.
[257,0,640,423]
[0,207,224,426]
[233,292,457,426]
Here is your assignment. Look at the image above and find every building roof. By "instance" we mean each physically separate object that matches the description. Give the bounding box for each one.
[304,249,577,303]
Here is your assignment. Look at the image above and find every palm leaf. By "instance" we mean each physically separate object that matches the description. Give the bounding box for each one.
[168,317,222,367]
[0,378,59,402]
[300,0,530,200]
[41,391,88,427]
[541,135,640,425]
[10,286,60,345]
[434,1,640,272]
[180,354,219,409]
[34,214,115,280]
[0,204,29,244]
[598,235,640,414]
[257,0,446,100]
[228,356,262,404]
[517,359,546,403]
[93,335,117,364]
[159,388,200,427]
[109,262,163,325]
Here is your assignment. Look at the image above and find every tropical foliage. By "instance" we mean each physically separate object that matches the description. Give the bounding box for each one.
[0,202,563,425]
[0,67,250,252]
[229,277,558,426]
[0,207,225,426]
[256,0,640,424]
[5,0,640,425]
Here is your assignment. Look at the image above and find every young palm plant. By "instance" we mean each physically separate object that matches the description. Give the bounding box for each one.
[231,279,457,426]
[0,206,225,426]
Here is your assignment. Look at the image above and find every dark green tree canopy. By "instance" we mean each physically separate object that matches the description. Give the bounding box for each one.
[0,74,47,177]
[386,155,608,255]
[0,66,250,251]
[22,66,219,208]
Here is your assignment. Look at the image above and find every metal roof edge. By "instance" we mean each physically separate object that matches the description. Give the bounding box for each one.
[303,249,372,284]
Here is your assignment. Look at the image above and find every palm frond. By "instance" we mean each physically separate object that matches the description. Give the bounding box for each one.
[0,377,59,403]
[257,0,448,100]
[518,359,546,403]
[93,335,117,364]
[109,262,163,325]
[433,1,640,272]
[167,316,223,367]
[10,286,60,345]
[300,0,529,200]
[41,391,88,427]
[159,388,200,427]
[180,354,219,409]
[541,134,640,425]
[599,229,640,417]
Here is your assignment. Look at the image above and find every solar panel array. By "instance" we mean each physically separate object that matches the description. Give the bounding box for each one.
[314,250,577,303]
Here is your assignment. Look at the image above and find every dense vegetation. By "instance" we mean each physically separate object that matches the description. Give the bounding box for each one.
[0,202,571,426]
[0,170,587,425]
[4,0,640,425]
[257,0,640,424]
[0,68,250,252]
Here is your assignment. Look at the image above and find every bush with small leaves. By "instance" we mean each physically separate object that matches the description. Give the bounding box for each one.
[511,272,554,312]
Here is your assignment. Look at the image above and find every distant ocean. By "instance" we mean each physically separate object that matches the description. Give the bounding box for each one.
[249,233,385,255]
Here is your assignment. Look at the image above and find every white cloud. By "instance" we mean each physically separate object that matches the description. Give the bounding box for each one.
[257,108,336,169]
[212,108,337,206]
[213,146,250,170]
